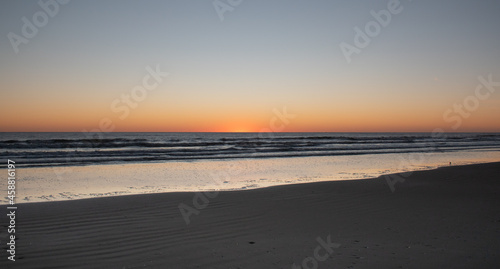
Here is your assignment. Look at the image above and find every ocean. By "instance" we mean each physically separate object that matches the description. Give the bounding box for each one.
[2,132,500,168]
[1,132,500,204]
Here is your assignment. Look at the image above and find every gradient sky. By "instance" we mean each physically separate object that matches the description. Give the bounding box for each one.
[1,0,499,132]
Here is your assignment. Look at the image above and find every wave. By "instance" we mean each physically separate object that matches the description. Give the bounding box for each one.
[1,133,500,167]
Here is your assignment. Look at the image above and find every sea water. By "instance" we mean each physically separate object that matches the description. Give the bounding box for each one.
[1,132,500,203]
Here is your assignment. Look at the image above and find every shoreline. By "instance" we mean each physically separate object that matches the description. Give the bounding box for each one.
[3,160,499,206]
[1,162,499,268]
[2,151,500,205]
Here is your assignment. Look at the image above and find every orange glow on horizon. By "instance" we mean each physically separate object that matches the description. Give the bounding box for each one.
[1,97,499,132]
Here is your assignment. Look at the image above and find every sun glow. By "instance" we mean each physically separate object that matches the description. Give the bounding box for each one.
[231,128,252,133]
[222,123,260,133]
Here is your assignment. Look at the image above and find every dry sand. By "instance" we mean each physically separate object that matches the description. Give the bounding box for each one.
[1,162,499,268]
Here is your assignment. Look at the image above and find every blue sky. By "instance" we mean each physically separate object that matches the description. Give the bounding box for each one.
[1,0,499,132]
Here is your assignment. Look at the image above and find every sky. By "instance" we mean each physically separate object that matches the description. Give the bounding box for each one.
[0,0,499,132]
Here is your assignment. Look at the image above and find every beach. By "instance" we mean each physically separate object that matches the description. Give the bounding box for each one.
[2,0,500,268]
[1,162,499,268]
